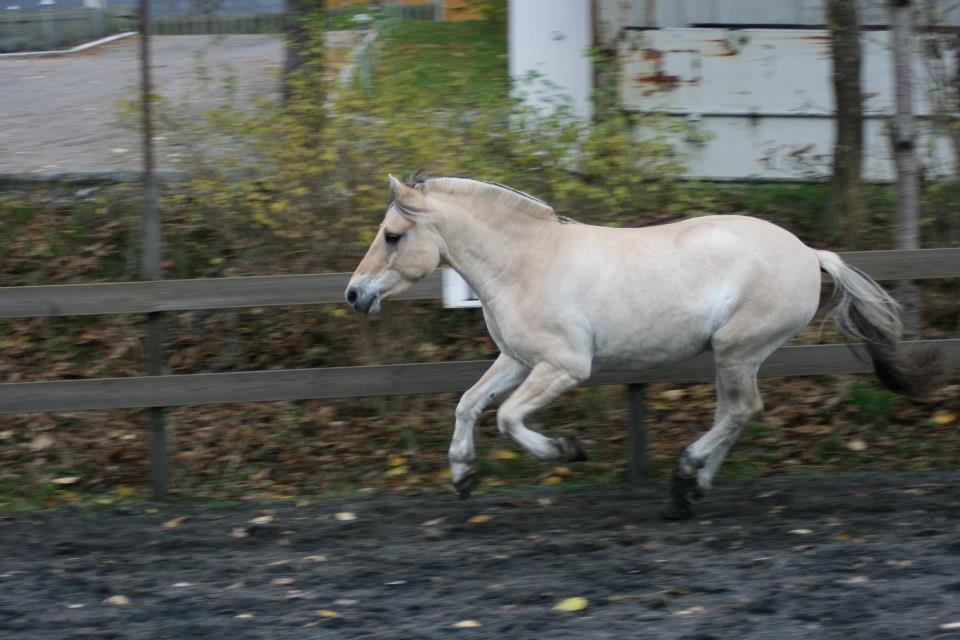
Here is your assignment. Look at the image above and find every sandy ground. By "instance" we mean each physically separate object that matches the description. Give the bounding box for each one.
[0,33,355,174]
[1,471,959,639]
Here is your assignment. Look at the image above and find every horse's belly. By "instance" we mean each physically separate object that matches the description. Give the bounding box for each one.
[590,316,713,371]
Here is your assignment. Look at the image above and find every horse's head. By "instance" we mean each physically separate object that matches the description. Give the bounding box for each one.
[345,175,444,314]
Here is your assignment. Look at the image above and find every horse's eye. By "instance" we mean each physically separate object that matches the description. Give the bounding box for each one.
[384,231,402,245]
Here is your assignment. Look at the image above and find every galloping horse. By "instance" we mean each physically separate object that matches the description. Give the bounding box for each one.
[346,175,936,519]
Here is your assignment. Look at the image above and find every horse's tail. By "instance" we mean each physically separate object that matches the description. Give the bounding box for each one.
[816,250,942,398]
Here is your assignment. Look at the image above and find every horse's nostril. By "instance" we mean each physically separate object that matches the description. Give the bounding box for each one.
[346,287,358,304]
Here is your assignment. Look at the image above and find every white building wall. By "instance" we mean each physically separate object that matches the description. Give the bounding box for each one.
[512,1,958,181]
[508,0,593,118]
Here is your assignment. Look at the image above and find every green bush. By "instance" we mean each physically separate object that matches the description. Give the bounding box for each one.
[134,20,693,271]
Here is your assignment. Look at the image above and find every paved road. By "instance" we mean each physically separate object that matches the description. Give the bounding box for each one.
[0,34,283,174]
[1,0,285,16]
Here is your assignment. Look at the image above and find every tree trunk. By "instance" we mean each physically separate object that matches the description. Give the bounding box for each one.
[826,0,864,241]
[890,0,922,336]
[284,0,324,104]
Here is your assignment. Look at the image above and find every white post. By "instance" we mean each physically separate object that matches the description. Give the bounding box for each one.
[508,0,593,119]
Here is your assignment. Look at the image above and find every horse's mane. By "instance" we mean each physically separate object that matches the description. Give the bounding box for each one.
[399,175,572,223]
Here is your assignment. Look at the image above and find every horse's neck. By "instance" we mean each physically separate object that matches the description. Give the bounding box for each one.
[437,204,547,303]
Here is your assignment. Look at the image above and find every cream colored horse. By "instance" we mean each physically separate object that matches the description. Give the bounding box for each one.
[347,176,933,519]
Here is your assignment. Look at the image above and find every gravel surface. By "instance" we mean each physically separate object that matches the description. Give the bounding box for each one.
[0,35,283,174]
[2,471,959,639]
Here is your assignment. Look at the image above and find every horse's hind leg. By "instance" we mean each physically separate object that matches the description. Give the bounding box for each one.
[663,357,765,520]
[663,322,800,520]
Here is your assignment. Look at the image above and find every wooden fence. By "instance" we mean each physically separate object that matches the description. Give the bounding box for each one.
[1,248,959,497]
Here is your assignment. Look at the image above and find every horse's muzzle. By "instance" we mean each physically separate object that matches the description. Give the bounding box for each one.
[345,282,381,314]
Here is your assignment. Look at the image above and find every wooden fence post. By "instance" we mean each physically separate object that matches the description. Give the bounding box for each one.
[627,383,647,487]
[139,0,167,500]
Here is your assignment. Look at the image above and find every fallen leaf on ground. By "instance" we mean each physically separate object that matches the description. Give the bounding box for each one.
[385,466,408,477]
[103,595,129,605]
[30,434,54,451]
[316,609,340,619]
[488,449,520,462]
[388,455,406,467]
[452,620,481,628]
[468,514,493,524]
[553,597,589,612]
[234,613,254,619]
[885,560,912,569]
[835,531,863,542]
[931,410,957,426]
[271,577,295,586]
[161,516,187,529]
[229,527,249,539]
[940,622,960,630]
[52,476,80,485]
[542,476,563,486]
[334,512,357,522]
[334,599,357,606]
[789,529,812,535]
[249,515,275,525]
[305,554,328,562]
[846,438,867,452]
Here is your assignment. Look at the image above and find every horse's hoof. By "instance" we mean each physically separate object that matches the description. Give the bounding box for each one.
[671,474,703,499]
[662,474,701,520]
[454,471,480,499]
[559,436,588,462]
[660,501,694,521]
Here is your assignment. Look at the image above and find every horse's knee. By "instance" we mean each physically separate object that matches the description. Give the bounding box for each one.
[496,406,518,437]
[454,402,476,425]
[733,395,763,423]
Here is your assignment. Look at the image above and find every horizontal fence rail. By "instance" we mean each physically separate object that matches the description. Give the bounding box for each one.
[0,272,442,317]
[2,340,958,414]
[1,248,958,318]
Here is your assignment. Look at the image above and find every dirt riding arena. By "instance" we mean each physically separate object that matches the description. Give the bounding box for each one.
[2,472,959,639]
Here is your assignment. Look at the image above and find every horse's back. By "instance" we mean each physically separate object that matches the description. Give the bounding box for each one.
[554,214,822,368]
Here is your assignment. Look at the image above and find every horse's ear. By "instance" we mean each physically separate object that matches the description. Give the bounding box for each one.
[388,174,424,219]
[388,174,407,198]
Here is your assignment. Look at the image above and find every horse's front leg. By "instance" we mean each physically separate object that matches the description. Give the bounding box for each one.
[496,360,590,462]
[449,354,528,498]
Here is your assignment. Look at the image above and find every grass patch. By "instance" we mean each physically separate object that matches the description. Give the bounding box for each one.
[374,19,508,110]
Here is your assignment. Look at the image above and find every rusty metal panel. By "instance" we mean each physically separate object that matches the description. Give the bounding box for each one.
[672,115,954,181]
[618,28,958,180]
[619,28,941,116]
[595,0,644,46]
[609,0,960,29]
